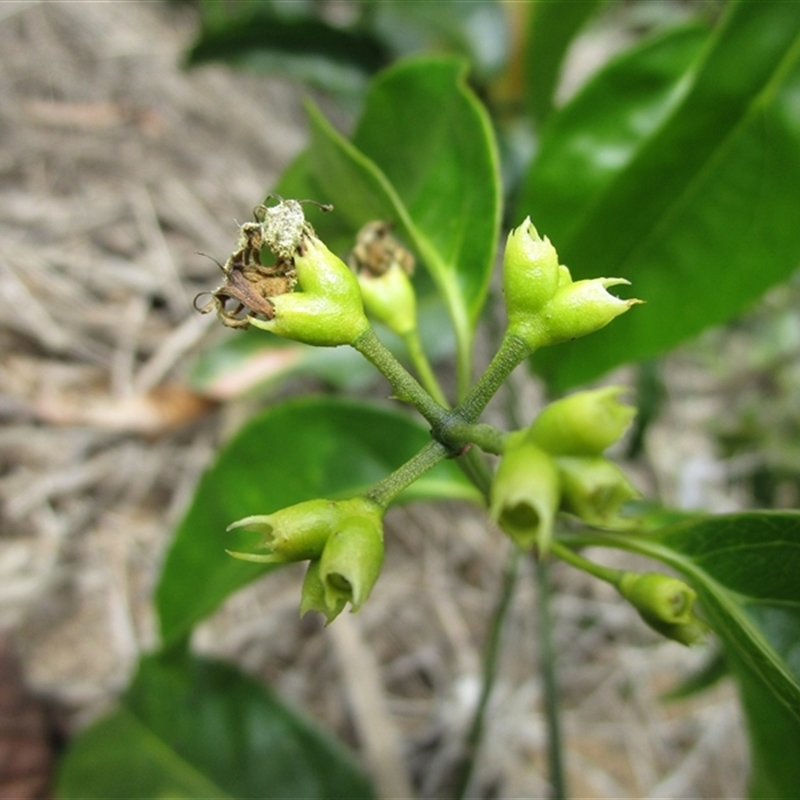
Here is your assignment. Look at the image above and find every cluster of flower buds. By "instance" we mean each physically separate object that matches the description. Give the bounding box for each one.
[227,497,384,624]
[490,387,639,553]
[502,217,641,350]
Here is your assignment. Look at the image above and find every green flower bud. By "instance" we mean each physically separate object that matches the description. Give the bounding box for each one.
[319,512,385,612]
[225,496,379,565]
[251,234,370,347]
[556,456,640,527]
[618,572,708,646]
[356,263,418,337]
[529,387,636,456]
[490,431,560,554]
[519,274,642,348]
[503,217,560,320]
[300,560,347,625]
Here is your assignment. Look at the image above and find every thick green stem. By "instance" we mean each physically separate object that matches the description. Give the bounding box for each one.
[453,547,520,800]
[535,556,567,800]
[352,328,449,429]
[365,440,449,509]
[403,328,449,408]
[456,333,532,424]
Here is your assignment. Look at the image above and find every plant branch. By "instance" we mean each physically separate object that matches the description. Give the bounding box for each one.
[403,328,449,408]
[453,546,521,799]
[365,440,449,509]
[455,333,532,424]
[534,556,567,800]
[352,328,449,429]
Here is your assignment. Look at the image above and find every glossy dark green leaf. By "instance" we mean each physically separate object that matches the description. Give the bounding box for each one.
[370,0,509,82]
[521,2,800,388]
[524,0,607,125]
[573,512,800,721]
[306,56,501,370]
[731,653,800,799]
[156,396,480,645]
[56,652,374,799]
[186,6,390,94]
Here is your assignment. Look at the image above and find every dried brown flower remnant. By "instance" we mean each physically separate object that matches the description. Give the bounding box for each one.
[348,221,414,278]
[195,197,332,329]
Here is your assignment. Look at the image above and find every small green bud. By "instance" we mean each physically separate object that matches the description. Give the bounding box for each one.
[356,264,417,336]
[226,496,379,565]
[300,560,347,625]
[528,276,642,348]
[319,513,385,612]
[618,572,708,646]
[226,499,338,564]
[556,456,640,527]
[251,234,370,347]
[529,387,636,456]
[503,217,560,320]
[490,431,560,554]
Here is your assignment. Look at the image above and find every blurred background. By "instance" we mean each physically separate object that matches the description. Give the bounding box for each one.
[4,1,799,797]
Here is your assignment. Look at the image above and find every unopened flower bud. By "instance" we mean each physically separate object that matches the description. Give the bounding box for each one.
[526,275,642,348]
[618,572,707,646]
[490,431,560,554]
[529,387,636,456]
[300,560,347,625]
[226,499,338,564]
[225,496,379,565]
[319,513,385,612]
[357,263,418,337]
[556,456,640,527]
[251,234,370,347]
[503,217,560,320]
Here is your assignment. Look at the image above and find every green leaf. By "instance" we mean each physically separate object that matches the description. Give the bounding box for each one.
[186,6,390,95]
[56,652,374,799]
[524,0,607,125]
[306,56,501,387]
[370,1,509,82]
[731,653,800,799]
[521,2,800,388]
[156,396,480,645]
[569,512,800,721]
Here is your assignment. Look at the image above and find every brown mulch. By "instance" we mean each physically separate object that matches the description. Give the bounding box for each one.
[0,2,747,797]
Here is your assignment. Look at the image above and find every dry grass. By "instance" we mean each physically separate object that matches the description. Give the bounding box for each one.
[0,2,747,797]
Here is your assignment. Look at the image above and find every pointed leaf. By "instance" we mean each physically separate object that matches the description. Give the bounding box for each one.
[156,396,480,645]
[56,652,374,799]
[520,2,800,388]
[571,512,800,720]
[306,56,501,358]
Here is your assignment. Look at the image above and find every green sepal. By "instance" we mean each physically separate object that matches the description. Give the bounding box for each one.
[300,560,348,625]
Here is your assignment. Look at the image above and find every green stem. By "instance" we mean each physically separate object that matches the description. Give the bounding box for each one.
[448,422,507,455]
[365,440,449,509]
[549,540,624,587]
[352,328,449,429]
[453,547,521,800]
[403,328,449,408]
[458,447,494,503]
[456,333,532,424]
[534,556,567,800]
